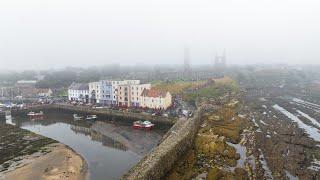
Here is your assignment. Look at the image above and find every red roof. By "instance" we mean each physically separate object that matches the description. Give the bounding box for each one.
[141,89,167,98]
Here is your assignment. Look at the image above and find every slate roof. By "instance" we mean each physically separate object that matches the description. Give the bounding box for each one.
[68,83,89,90]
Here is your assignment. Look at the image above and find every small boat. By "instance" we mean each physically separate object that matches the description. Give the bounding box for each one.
[27,111,44,120]
[27,111,44,117]
[73,114,83,120]
[132,120,155,130]
[86,115,97,120]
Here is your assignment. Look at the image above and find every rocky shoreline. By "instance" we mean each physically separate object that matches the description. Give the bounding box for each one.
[0,124,87,180]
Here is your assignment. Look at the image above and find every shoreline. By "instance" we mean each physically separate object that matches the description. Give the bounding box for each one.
[1,143,88,180]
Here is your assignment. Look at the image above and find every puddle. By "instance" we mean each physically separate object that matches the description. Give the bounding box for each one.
[284,170,298,180]
[273,104,320,142]
[308,159,320,172]
[252,119,262,133]
[258,149,273,179]
[293,98,320,108]
[292,98,320,112]
[226,142,247,168]
[296,110,320,128]
[260,120,268,126]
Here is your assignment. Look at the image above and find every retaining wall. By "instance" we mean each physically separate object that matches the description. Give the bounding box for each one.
[121,107,203,180]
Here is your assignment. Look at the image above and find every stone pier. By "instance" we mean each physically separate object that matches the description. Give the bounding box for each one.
[121,107,203,180]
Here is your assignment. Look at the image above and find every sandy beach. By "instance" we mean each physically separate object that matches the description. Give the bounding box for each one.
[2,143,87,180]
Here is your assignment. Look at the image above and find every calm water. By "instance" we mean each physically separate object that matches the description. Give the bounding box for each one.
[11,112,165,180]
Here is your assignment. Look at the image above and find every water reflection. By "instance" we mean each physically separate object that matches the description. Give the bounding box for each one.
[11,112,165,180]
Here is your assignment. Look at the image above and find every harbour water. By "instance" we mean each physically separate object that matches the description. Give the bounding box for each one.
[11,112,166,180]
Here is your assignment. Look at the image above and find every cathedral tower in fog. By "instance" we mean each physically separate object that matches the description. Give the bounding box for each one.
[184,47,191,77]
[214,49,227,69]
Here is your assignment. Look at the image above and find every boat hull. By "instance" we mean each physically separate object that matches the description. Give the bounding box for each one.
[132,124,154,130]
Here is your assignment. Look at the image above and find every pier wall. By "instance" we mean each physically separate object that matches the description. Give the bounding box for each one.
[121,107,203,180]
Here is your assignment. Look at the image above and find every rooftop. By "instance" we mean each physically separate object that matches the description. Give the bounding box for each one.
[68,83,89,90]
[141,88,168,98]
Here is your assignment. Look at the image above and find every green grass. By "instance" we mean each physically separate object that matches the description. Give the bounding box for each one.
[182,77,238,104]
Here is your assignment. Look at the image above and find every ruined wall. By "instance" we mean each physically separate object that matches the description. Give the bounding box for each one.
[121,108,203,180]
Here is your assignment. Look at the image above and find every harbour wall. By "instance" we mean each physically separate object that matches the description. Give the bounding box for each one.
[0,111,5,121]
[121,107,203,180]
[10,104,175,127]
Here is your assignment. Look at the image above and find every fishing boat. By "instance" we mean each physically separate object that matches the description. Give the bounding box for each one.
[73,114,83,120]
[132,120,155,130]
[86,115,97,120]
[27,111,44,117]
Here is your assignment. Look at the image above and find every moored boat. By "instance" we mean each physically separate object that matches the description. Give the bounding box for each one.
[27,111,44,120]
[132,120,155,130]
[73,114,83,120]
[27,111,44,117]
[86,115,97,120]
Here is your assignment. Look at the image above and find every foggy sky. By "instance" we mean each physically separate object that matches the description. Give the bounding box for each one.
[0,0,319,70]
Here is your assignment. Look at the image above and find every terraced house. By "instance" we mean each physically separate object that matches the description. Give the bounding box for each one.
[68,79,172,110]
[117,83,151,107]
[110,80,140,105]
[68,83,89,103]
[89,80,113,105]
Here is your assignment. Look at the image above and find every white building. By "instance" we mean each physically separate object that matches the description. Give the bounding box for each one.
[68,83,89,102]
[141,89,172,110]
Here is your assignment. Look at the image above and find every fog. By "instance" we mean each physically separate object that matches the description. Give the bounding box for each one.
[0,0,319,70]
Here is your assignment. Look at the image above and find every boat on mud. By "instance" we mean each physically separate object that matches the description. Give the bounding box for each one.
[27,111,44,117]
[73,114,83,120]
[132,120,155,130]
[27,111,44,120]
[86,115,97,120]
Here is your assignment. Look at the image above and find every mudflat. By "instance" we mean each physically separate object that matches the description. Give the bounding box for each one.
[3,143,87,180]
